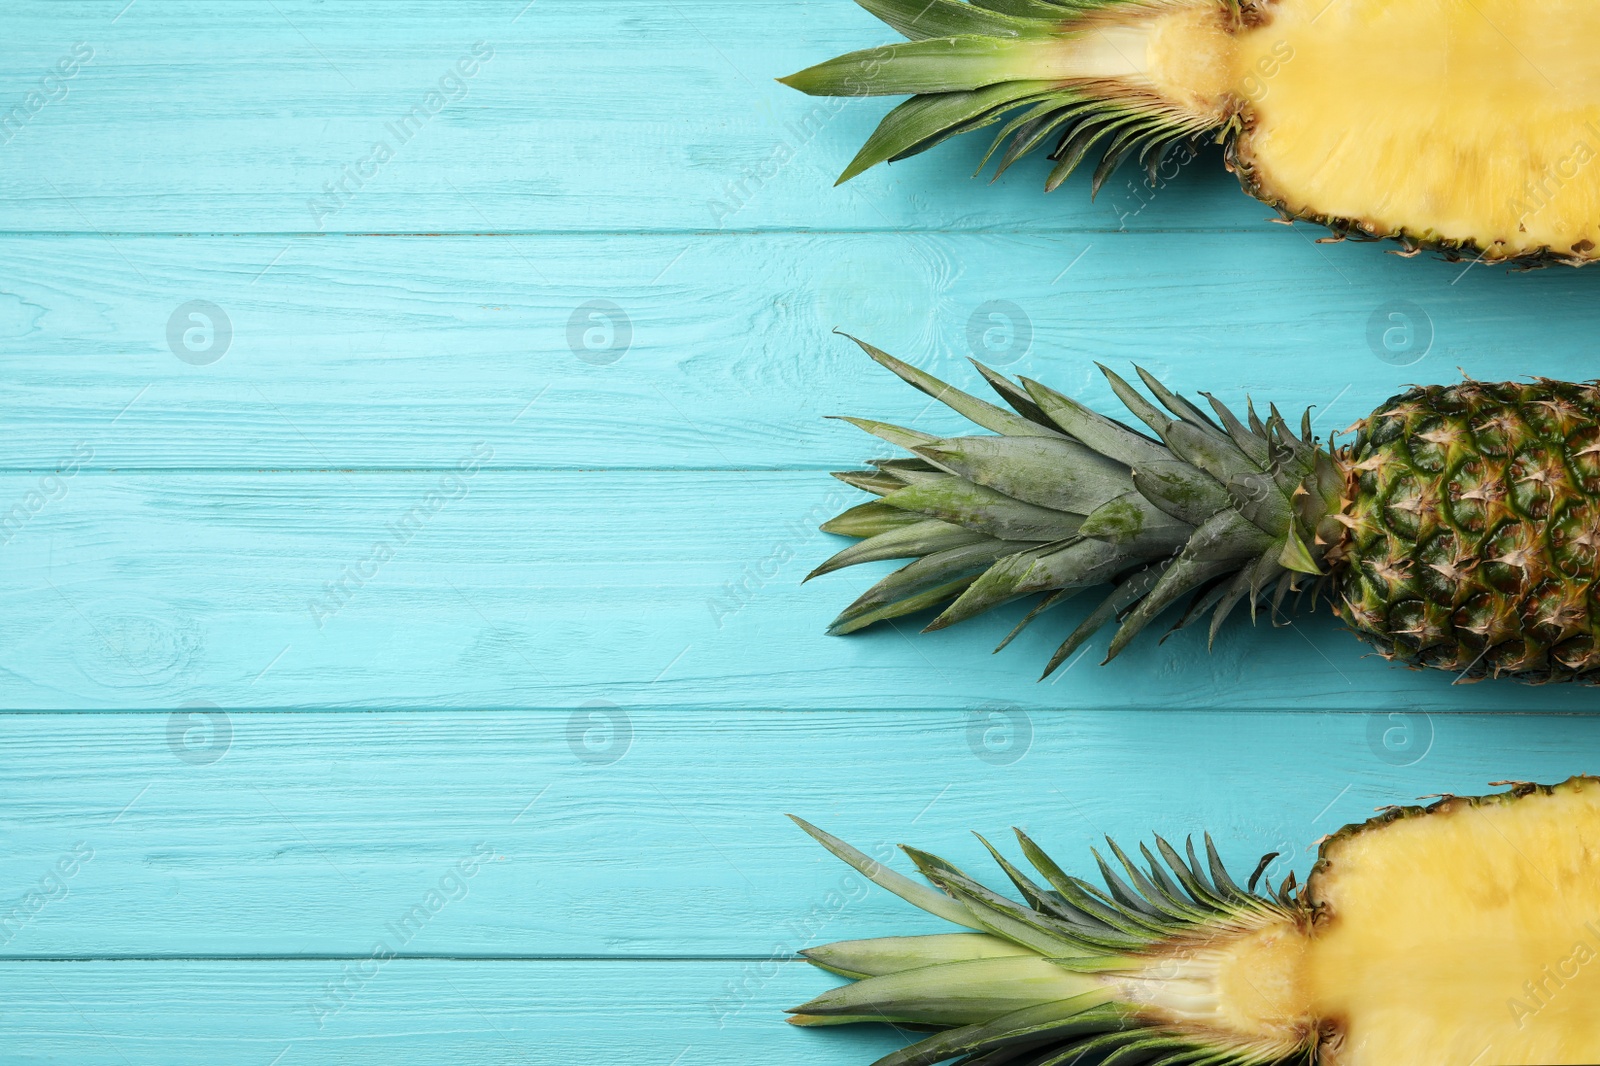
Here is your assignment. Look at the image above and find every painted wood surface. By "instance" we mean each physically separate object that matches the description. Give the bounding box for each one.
[0,0,1249,235]
[4,1,1600,1063]
[2,710,1594,960]
[2,233,1598,472]
[6,470,1600,711]
[4,960,913,1064]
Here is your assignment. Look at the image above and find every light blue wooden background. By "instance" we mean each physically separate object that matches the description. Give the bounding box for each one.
[4,1,1600,1061]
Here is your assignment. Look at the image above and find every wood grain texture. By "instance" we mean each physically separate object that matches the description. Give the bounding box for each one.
[1,234,1596,471]
[0,0,1249,234]
[5,0,1600,1060]
[4,470,1600,710]
[4,959,906,1064]
[3,710,1591,959]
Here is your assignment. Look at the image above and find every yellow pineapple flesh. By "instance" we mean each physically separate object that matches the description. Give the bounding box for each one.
[784,0,1600,262]
[1309,778,1600,1064]
[789,779,1600,1066]
[1230,0,1600,260]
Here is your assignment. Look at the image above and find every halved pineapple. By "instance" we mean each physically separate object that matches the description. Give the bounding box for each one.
[789,777,1600,1065]
[783,0,1600,264]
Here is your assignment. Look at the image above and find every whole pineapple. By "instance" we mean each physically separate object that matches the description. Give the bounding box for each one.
[787,777,1600,1066]
[783,0,1600,265]
[814,337,1600,681]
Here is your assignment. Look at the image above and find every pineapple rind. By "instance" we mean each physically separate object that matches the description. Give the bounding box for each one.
[1230,146,1598,269]
[1307,776,1600,1065]
[1229,0,1600,266]
[823,343,1600,682]
[1332,379,1600,682]
[1310,777,1575,863]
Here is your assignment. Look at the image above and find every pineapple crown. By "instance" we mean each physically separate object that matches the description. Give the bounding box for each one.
[788,815,1309,1066]
[779,0,1238,192]
[814,336,1347,675]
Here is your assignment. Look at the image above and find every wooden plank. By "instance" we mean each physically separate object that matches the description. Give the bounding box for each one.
[1,470,1598,710]
[3,958,907,1064]
[0,1,1254,234]
[3,709,1596,959]
[0,233,1591,471]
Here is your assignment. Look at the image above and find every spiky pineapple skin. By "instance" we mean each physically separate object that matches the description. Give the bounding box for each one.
[1311,776,1588,877]
[1332,381,1600,681]
[1227,142,1598,268]
[1226,146,1587,268]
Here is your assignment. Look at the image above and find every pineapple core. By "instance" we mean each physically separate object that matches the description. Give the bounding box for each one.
[1117,782,1600,1064]
[1310,782,1600,1064]
[1113,920,1318,1061]
[1067,0,1600,258]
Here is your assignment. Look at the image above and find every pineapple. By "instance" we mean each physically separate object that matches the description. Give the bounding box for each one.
[814,337,1600,681]
[782,0,1600,265]
[788,776,1600,1065]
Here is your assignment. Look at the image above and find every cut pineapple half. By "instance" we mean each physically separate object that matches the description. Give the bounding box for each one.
[783,0,1600,264]
[789,777,1600,1065]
